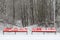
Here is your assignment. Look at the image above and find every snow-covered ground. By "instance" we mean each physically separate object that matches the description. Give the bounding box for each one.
[0,34,60,40]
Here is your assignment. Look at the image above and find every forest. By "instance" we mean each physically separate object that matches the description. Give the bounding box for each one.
[0,0,60,27]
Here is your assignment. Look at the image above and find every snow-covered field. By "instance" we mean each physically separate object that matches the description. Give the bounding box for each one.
[0,34,60,40]
[0,31,60,40]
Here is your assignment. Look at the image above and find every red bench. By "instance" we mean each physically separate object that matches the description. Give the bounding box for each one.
[3,27,28,34]
[32,27,56,34]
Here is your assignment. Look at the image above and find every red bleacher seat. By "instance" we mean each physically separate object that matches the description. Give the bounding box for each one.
[3,27,28,32]
[32,27,56,32]
[3,27,28,34]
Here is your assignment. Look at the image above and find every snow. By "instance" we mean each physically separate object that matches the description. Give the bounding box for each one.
[0,32,60,40]
[0,34,60,40]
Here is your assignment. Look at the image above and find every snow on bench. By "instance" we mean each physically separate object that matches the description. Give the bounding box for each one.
[3,27,28,34]
[32,27,56,33]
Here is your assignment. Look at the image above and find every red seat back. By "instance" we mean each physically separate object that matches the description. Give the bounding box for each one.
[19,28,27,32]
[3,28,12,32]
[13,28,18,32]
